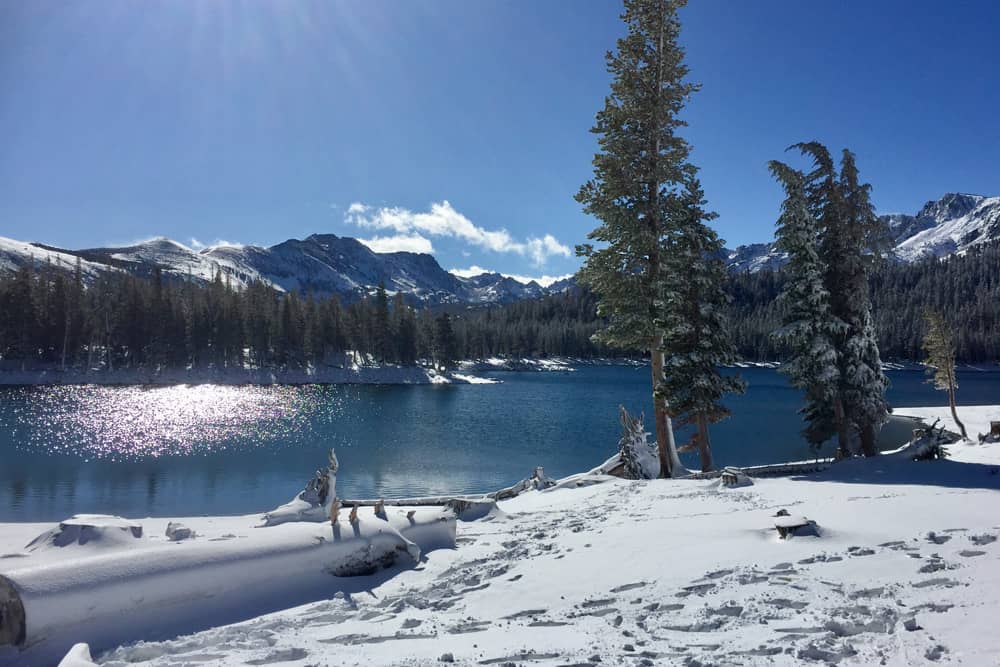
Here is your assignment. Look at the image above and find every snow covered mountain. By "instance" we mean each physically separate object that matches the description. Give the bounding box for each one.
[724,192,1000,273]
[3,193,995,300]
[0,233,564,306]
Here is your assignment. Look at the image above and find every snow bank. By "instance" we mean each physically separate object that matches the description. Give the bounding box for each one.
[895,404,1000,442]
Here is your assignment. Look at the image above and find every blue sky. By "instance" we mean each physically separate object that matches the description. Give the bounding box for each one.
[2,0,998,282]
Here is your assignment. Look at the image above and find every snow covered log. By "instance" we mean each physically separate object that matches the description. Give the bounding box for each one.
[0,508,454,666]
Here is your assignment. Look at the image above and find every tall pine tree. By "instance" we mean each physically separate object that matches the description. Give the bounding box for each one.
[575,0,697,478]
[792,143,889,456]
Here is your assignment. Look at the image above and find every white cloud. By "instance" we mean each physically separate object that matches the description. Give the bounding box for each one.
[450,265,574,288]
[345,200,571,266]
[450,265,493,278]
[191,238,245,252]
[358,233,435,254]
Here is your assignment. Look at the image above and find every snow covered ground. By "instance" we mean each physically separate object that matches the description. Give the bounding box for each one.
[2,405,1000,666]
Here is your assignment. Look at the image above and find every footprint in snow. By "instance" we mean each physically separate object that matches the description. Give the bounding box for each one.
[766,598,809,610]
[958,550,986,557]
[501,608,546,620]
[926,532,952,545]
[610,581,647,593]
[244,647,309,665]
[969,533,997,546]
[911,577,961,589]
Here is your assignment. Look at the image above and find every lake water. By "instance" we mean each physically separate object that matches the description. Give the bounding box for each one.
[1,366,998,522]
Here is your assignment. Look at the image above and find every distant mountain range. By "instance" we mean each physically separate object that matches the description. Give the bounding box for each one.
[0,232,573,306]
[725,192,1000,272]
[2,193,996,304]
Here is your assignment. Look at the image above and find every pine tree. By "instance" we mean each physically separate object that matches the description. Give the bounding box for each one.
[373,282,391,363]
[433,312,458,370]
[837,150,889,456]
[656,176,745,472]
[768,161,845,446]
[922,309,966,439]
[792,143,889,456]
[575,0,697,478]
[393,293,418,366]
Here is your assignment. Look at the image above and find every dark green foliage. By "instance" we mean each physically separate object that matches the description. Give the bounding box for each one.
[768,161,843,446]
[726,240,1000,363]
[575,0,698,352]
[449,289,619,360]
[0,269,425,371]
[656,178,746,428]
[433,312,458,369]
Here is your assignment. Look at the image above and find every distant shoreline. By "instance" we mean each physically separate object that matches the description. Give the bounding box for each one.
[1,357,998,386]
[0,365,484,387]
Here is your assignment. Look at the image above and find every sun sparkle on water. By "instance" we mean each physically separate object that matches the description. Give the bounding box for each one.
[6,385,342,461]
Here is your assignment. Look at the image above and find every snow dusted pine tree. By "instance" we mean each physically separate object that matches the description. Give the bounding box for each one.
[837,150,890,457]
[656,177,745,472]
[768,161,845,447]
[792,143,889,457]
[575,0,696,478]
[922,309,967,439]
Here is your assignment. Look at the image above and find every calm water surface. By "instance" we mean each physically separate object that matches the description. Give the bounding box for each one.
[2,366,998,521]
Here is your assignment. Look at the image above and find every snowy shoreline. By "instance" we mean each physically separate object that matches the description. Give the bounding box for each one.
[0,365,498,387]
[2,357,999,387]
[2,404,1000,666]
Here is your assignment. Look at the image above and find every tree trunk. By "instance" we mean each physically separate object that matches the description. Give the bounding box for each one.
[833,396,850,457]
[696,412,715,473]
[948,384,967,439]
[650,345,673,478]
[859,421,877,457]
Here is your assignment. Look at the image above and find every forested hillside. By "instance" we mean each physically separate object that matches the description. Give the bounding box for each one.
[1,241,997,370]
[729,240,1000,362]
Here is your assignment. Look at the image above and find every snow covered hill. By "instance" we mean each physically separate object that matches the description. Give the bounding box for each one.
[0,234,568,306]
[725,192,1000,273]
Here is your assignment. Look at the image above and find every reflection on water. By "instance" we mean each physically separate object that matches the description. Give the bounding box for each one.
[4,384,342,460]
[2,368,999,522]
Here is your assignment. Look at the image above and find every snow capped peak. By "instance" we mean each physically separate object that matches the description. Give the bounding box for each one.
[894,193,999,262]
[724,192,999,272]
[915,192,985,224]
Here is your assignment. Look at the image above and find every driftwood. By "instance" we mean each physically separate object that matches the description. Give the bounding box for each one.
[491,467,556,500]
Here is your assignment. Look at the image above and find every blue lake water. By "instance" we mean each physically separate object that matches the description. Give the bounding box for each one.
[1,366,998,522]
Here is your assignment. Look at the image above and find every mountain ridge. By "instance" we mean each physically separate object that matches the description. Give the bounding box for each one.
[2,192,997,304]
[725,191,1000,272]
